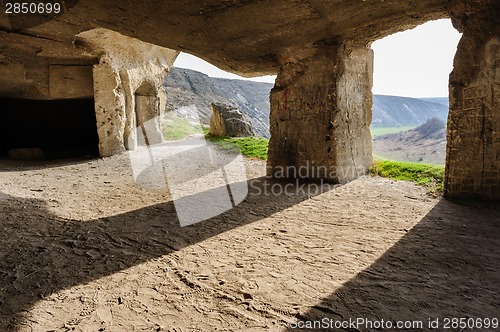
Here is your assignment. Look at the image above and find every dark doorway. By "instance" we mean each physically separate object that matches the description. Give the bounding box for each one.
[0,98,99,159]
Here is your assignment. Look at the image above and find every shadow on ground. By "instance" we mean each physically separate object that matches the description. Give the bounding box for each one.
[0,175,324,330]
[1,153,499,331]
[286,199,500,331]
[0,156,99,172]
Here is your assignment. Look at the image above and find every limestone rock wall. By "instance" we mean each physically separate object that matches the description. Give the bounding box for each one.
[336,46,374,178]
[267,43,373,183]
[445,3,500,200]
[75,29,179,156]
[0,28,178,158]
[0,30,97,100]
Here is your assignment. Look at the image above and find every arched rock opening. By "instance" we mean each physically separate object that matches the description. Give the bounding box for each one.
[134,81,163,147]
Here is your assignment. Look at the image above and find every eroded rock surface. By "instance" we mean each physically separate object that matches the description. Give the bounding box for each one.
[210,103,255,137]
[268,43,373,183]
[74,29,178,156]
[445,2,500,200]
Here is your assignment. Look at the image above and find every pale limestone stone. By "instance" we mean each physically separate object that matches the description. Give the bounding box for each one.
[49,65,94,99]
[209,103,255,137]
[267,43,373,183]
[75,29,179,156]
[445,6,500,200]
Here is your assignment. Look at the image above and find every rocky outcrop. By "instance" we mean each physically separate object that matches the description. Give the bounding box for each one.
[164,68,272,138]
[209,103,255,137]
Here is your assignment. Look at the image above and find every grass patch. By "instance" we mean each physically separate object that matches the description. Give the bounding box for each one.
[370,126,416,138]
[371,159,444,192]
[206,134,444,192]
[206,135,269,160]
[162,113,207,140]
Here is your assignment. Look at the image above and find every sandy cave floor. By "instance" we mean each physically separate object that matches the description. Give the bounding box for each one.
[0,148,499,331]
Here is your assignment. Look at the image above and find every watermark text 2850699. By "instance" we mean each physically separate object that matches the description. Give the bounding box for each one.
[4,2,61,14]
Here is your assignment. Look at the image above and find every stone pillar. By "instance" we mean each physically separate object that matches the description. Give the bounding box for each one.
[93,62,128,156]
[445,3,500,200]
[267,43,373,183]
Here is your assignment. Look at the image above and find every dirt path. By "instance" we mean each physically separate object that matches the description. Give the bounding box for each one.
[0,149,498,331]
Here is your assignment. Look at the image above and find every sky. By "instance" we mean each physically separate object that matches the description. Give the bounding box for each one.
[173,19,461,98]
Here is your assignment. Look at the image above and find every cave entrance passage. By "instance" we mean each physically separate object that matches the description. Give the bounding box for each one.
[135,94,157,146]
[370,19,460,166]
[0,98,99,160]
[133,81,163,148]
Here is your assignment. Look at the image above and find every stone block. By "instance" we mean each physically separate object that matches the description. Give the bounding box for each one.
[49,65,94,99]
[209,103,255,137]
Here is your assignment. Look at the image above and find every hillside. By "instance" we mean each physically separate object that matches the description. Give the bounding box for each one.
[372,95,448,127]
[373,117,447,164]
[164,68,449,136]
[417,97,449,107]
[164,68,273,137]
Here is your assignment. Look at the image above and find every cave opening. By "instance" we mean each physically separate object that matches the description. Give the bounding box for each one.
[0,97,99,160]
[370,19,460,166]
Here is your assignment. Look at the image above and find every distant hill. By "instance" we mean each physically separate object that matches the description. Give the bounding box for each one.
[417,97,449,107]
[372,95,448,128]
[164,68,449,137]
[373,117,447,164]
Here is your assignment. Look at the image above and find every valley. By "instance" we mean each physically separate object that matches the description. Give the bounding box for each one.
[165,67,449,165]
